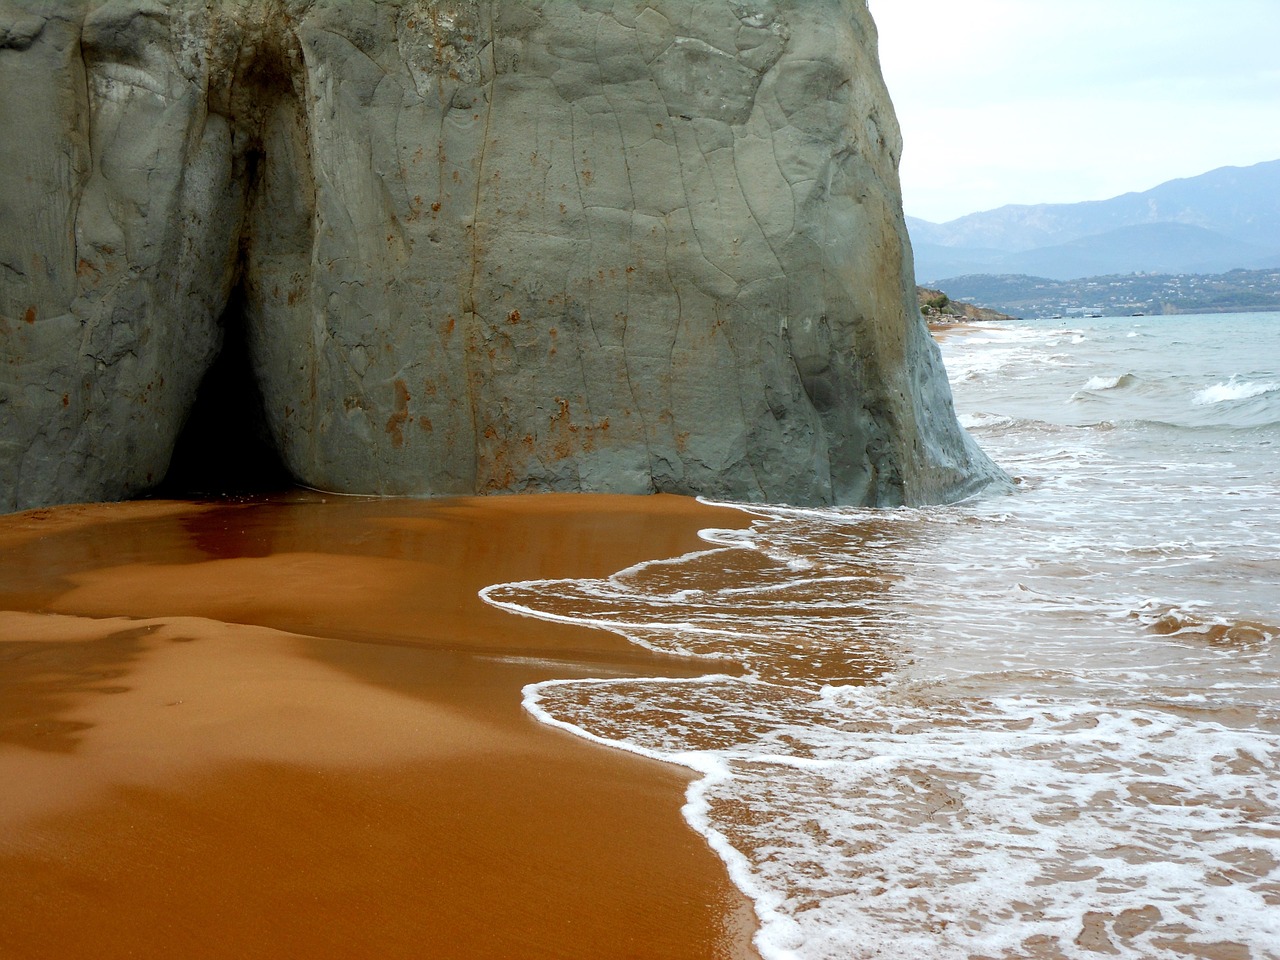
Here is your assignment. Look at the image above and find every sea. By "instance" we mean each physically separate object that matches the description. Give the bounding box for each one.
[483,312,1280,960]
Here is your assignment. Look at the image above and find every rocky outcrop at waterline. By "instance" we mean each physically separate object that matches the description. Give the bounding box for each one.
[917,287,1018,323]
[0,0,1004,512]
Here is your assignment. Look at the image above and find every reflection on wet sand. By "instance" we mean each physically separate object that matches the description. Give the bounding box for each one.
[0,492,760,960]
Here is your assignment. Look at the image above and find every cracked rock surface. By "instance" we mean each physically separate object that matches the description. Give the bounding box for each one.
[0,0,1004,511]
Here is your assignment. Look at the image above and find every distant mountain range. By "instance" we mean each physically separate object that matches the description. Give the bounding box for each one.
[908,159,1280,283]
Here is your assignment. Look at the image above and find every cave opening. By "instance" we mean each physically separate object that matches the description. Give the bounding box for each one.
[158,284,294,498]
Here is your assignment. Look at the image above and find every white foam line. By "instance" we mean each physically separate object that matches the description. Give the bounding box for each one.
[479,589,773,647]
[696,496,891,526]
[522,674,770,755]
[614,544,751,576]
[694,497,786,521]
[717,575,876,597]
[292,482,387,500]
[479,576,785,650]
[682,762,804,960]
[521,674,805,960]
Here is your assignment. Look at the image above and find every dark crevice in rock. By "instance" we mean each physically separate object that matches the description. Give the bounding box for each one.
[156,282,293,499]
[1,1,1008,512]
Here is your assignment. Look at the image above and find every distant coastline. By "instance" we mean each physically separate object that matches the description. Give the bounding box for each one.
[928,267,1280,319]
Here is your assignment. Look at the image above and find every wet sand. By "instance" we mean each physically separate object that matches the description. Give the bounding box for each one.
[928,319,995,340]
[0,492,760,960]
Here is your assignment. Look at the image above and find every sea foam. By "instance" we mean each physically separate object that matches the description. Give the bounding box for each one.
[1192,377,1279,405]
[520,663,1280,960]
[1082,373,1136,391]
[493,493,1280,960]
[485,313,1280,960]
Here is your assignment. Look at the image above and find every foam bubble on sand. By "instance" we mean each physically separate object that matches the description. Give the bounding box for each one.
[528,673,1280,960]
[734,687,1280,960]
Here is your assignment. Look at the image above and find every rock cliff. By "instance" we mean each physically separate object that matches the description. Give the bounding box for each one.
[0,0,1004,511]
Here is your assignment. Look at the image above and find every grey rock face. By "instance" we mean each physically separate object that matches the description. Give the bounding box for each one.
[0,0,1005,511]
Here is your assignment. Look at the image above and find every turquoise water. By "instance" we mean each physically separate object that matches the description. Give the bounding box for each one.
[486,313,1280,959]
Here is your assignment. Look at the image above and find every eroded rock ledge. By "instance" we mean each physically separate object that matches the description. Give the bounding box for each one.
[0,0,1004,511]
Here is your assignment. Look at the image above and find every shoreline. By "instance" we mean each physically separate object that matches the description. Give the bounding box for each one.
[927,317,1009,339]
[0,491,761,960]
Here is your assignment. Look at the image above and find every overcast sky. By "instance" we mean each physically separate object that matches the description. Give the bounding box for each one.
[867,0,1280,223]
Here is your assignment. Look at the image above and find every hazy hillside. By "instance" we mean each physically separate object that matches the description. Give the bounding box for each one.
[1000,223,1274,279]
[909,160,1280,282]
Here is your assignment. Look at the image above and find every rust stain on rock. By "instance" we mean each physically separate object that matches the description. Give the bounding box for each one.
[23,307,36,324]
[476,421,519,493]
[542,397,611,461]
[386,379,412,449]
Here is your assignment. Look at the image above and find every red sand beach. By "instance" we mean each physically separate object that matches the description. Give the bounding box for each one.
[0,492,760,960]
